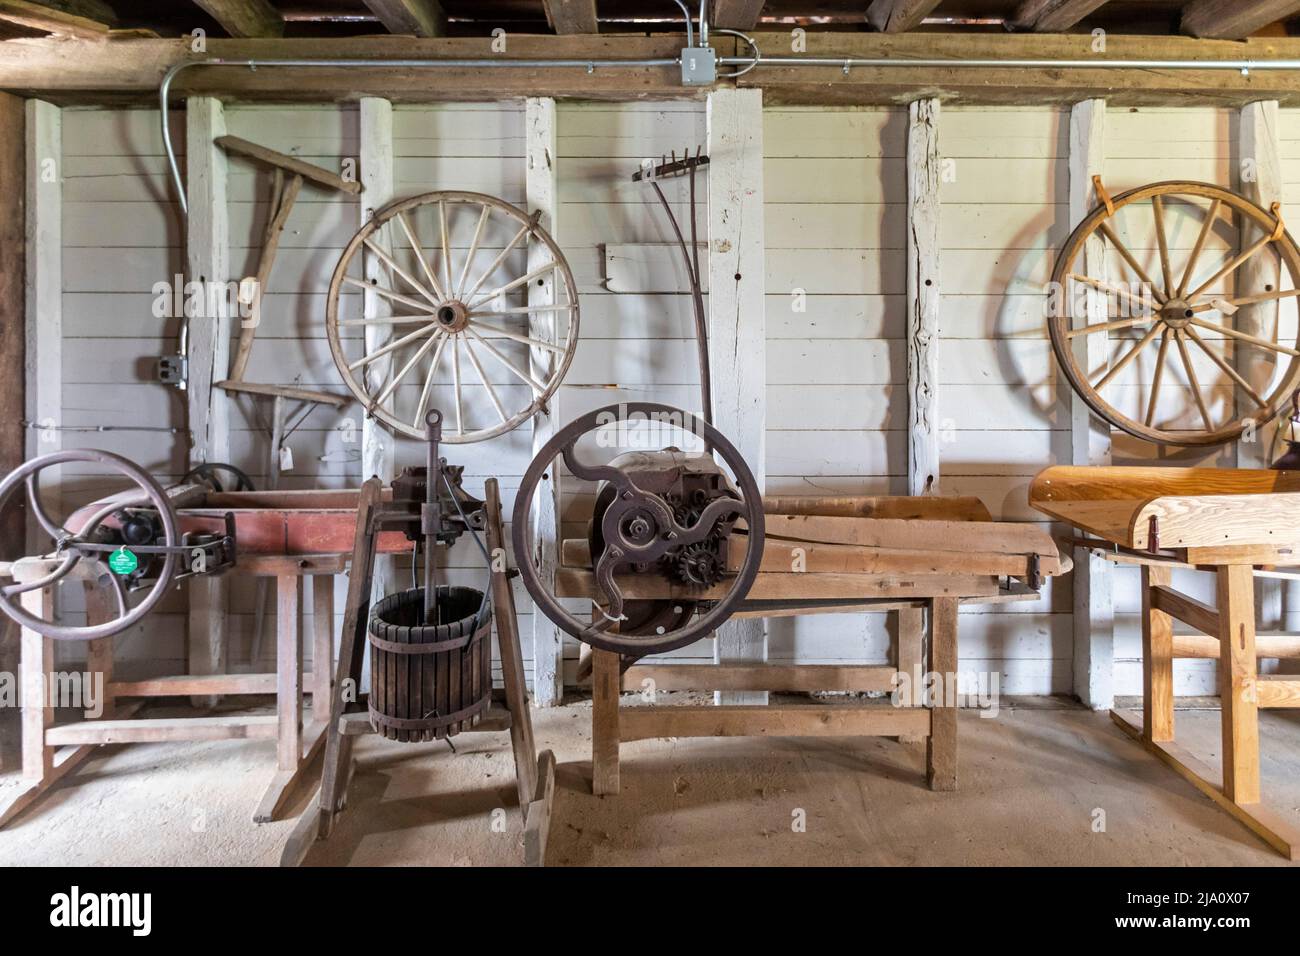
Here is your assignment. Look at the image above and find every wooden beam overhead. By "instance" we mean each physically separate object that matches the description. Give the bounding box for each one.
[543,0,598,34]
[0,0,114,38]
[711,0,766,30]
[361,0,446,37]
[1182,0,1300,39]
[193,0,284,39]
[1011,0,1112,32]
[866,0,943,32]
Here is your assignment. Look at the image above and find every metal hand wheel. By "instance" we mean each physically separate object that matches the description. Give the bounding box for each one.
[512,403,764,657]
[182,462,255,493]
[326,190,579,443]
[1050,180,1300,446]
[0,449,180,641]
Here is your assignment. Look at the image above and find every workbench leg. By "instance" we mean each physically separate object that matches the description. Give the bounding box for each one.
[1141,564,1174,742]
[19,588,54,782]
[591,646,621,796]
[1218,564,1260,805]
[312,575,334,726]
[276,574,303,772]
[926,597,958,792]
[895,606,925,744]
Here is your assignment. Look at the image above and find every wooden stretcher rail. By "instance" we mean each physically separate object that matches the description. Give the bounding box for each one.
[618,704,931,742]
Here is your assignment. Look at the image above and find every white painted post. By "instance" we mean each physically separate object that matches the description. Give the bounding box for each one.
[186,97,231,705]
[707,88,767,705]
[1237,101,1286,644]
[360,97,395,605]
[1068,99,1114,710]
[526,97,564,706]
[907,97,941,497]
[24,100,61,555]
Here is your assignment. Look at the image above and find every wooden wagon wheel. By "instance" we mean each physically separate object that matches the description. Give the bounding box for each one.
[326,191,579,443]
[1050,181,1300,447]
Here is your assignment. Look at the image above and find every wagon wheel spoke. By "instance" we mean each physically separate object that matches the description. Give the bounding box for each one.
[1189,232,1275,301]
[455,204,492,300]
[343,276,441,314]
[1097,221,1166,304]
[375,330,444,408]
[467,259,561,311]
[1065,315,1155,340]
[410,333,449,432]
[1185,325,1268,409]
[465,325,547,394]
[466,317,567,354]
[1172,330,1213,431]
[363,238,442,309]
[395,210,448,303]
[451,334,464,436]
[1144,329,1172,427]
[1192,286,1300,312]
[463,336,509,424]
[1177,197,1222,299]
[1093,322,1164,392]
[1067,273,1159,314]
[338,312,438,327]
[346,322,439,372]
[1188,317,1300,358]
[462,221,533,304]
[439,200,454,298]
[1152,195,1175,298]
[469,303,577,317]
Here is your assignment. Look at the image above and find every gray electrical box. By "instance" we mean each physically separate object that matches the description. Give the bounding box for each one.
[681,47,717,86]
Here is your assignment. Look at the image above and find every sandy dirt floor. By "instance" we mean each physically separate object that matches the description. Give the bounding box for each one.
[1,695,1298,866]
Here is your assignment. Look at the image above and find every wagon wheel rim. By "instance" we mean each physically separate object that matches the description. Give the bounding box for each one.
[326,190,579,443]
[1049,181,1300,447]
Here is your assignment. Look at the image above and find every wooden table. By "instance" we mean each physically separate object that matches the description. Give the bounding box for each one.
[559,495,1066,796]
[1031,465,1300,860]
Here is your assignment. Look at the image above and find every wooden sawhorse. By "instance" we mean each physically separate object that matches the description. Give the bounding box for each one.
[0,553,341,828]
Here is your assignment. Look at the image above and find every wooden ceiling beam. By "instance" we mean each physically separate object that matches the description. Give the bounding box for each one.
[543,0,599,34]
[866,0,944,33]
[1181,0,1300,39]
[361,0,446,37]
[710,0,767,30]
[192,0,284,39]
[1011,0,1112,32]
[0,0,114,38]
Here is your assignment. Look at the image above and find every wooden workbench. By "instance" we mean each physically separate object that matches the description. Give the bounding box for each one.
[1031,465,1300,860]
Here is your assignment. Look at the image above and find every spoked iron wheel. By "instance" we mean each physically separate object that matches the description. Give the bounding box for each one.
[326,190,579,443]
[1049,181,1300,446]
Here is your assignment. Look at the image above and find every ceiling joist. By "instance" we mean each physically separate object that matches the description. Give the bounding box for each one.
[192,0,284,39]
[361,0,446,37]
[866,0,944,33]
[710,0,767,30]
[543,0,599,34]
[1011,0,1112,32]
[1181,0,1300,39]
[0,0,114,38]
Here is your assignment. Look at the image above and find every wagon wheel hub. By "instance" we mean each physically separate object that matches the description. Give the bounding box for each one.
[1159,299,1195,329]
[436,300,471,334]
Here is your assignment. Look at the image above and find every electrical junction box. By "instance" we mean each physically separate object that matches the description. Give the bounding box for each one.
[681,47,717,86]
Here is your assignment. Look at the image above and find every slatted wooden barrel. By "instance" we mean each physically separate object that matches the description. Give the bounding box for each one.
[367,585,492,741]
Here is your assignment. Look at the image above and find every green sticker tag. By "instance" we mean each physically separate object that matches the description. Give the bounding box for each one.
[108,547,139,576]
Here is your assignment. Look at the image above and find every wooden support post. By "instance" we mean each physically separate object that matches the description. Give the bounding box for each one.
[906,97,941,497]
[1218,564,1261,804]
[23,99,59,556]
[707,87,767,705]
[312,575,333,724]
[1067,99,1115,710]
[895,606,925,744]
[926,596,958,791]
[359,98,395,608]
[186,96,231,708]
[526,97,563,707]
[591,645,620,796]
[1141,563,1175,742]
[276,573,302,771]
[20,588,53,781]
